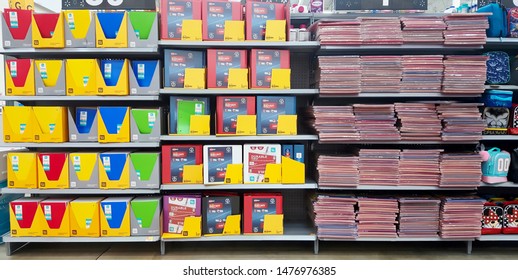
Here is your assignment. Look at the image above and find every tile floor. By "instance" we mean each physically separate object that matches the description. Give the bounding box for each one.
[1,241,517,260]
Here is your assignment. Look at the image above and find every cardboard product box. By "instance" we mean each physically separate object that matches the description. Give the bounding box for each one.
[164,49,206,88]
[163,194,201,234]
[282,144,304,163]
[202,0,242,41]
[281,144,292,159]
[100,197,133,237]
[34,60,66,96]
[95,11,128,48]
[128,11,158,48]
[65,59,98,96]
[69,152,99,189]
[202,194,240,235]
[33,106,68,143]
[63,10,96,48]
[32,13,65,48]
[245,2,285,41]
[99,151,130,189]
[216,96,255,135]
[37,152,69,189]
[161,144,203,184]
[5,58,35,96]
[129,152,160,189]
[207,49,247,88]
[169,96,210,134]
[203,145,242,185]
[40,198,72,237]
[243,193,283,234]
[9,197,45,237]
[2,9,33,48]
[98,107,130,143]
[68,107,98,142]
[97,59,129,96]
[70,197,103,237]
[130,196,161,236]
[244,144,281,183]
[256,96,296,134]
[160,0,202,40]
[3,106,36,143]
[130,108,161,142]
[7,152,37,189]
[250,49,290,89]
[129,60,160,95]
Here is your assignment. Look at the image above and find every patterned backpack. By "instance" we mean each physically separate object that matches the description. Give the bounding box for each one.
[480,147,511,184]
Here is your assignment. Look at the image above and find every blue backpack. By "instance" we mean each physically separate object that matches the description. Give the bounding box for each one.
[486,51,511,84]
[478,3,509,37]
[481,147,511,184]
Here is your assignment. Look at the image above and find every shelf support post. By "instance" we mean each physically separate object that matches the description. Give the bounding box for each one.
[466,240,473,255]
[160,240,165,255]
[314,239,319,255]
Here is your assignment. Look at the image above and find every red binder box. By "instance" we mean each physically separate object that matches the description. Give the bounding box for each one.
[249,49,290,89]
[207,49,247,88]
[202,0,242,41]
[243,192,283,234]
[160,0,202,40]
[162,144,203,184]
[216,96,255,135]
[245,1,285,41]
[10,197,45,237]
[5,58,35,96]
[40,198,72,237]
[2,9,33,48]
[32,13,65,48]
[37,153,69,189]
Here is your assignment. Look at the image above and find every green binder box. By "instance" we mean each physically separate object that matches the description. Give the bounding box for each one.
[177,100,206,135]
[130,108,161,142]
[130,196,161,236]
[127,11,158,48]
[129,152,160,189]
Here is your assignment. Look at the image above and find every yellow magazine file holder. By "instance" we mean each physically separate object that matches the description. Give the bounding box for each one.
[281,156,305,184]
[224,163,243,184]
[162,216,202,239]
[182,164,203,184]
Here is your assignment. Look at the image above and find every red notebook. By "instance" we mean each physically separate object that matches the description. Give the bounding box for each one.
[38,153,67,181]
[33,13,60,38]
[10,200,39,228]
[6,59,32,87]
[40,200,69,229]
[3,9,32,40]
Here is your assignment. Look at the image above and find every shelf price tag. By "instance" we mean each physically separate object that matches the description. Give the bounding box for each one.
[189,115,210,135]
[277,115,297,135]
[224,20,245,41]
[263,214,284,235]
[270,69,291,89]
[184,68,206,89]
[235,115,256,135]
[265,20,286,41]
[181,20,202,41]
[182,164,203,184]
[227,68,248,89]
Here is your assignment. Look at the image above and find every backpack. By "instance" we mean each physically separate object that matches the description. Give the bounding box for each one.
[509,7,518,37]
[503,202,518,233]
[509,55,518,84]
[483,107,510,135]
[482,202,504,234]
[509,104,518,134]
[485,51,511,84]
[483,89,513,107]
[507,147,518,182]
[480,147,511,184]
[478,2,509,37]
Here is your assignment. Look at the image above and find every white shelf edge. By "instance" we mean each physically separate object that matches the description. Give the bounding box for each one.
[1,48,159,55]
[484,85,518,90]
[318,141,479,145]
[318,93,481,98]
[161,182,317,190]
[0,188,160,195]
[161,135,318,141]
[0,96,160,101]
[479,182,518,188]
[477,235,518,241]
[320,237,474,242]
[318,185,478,191]
[158,41,319,48]
[0,142,160,148]
[482,135,518,141]
[2,235,160,243]
[159,89,319,95]
[319,45,483,51]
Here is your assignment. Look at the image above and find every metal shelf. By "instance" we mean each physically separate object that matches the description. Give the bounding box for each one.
[160,89,318,95]
[481,135,518,141]
[486,38,518,45]
[0,96,160,101]
[318,93,481,98]
[319,185,477,191]
[318,141,479,145]
[479,182,518,188]
[320,237,473,242]
[1,48,159,57]
[477,235,518,241]
[161,135,318,141]
[2,235,160,243]
[484,85,518,90]
[161,181,317,191]
[0,188,160,195]
[318,45,482,54]
[159,40,319,50]
[0,142,160,148]
[161,223,315,242]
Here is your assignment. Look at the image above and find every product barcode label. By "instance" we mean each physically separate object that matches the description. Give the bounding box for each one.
[39,63,48,79]
[67,13,75,30]
[148,112,156,128]
[43,155,51,171]
[15,205,22,220]
[102,157,111,172]
[104,63,112,79]
[44,205,52,220]
[10,61,17,78]
[104,205,112,220]
[79,111,88,126]
[9,11,18,28]
[73,156,81,171]
[12,156,19,172]
[138,64,145,79]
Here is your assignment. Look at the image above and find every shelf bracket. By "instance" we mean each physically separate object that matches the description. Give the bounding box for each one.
[6,241,29,256]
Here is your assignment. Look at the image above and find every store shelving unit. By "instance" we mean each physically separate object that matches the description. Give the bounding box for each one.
[477,235,518,241]
[161,135,318,141]
[317,92,482,98]
[318,186,477,191]
[158,40,319,51]
[0,142,160,148]
[159,89,319,95]
[0,96,160,101]
[0,188,161,195]
[161,182,317,191]
[2,48,160,58]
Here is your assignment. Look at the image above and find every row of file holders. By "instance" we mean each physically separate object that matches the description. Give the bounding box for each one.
[5,58,160,96]
[2,9,158,48]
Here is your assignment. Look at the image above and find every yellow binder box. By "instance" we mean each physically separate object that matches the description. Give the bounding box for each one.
[5,58,35,96]
[95,11,128,48]
[40,198,72,237]
[97,59,129,96]
[37,152,69,189]
[99,151,130,189]
[70,197,103,237]
[65,59,98,96]
[100,197,132,236]
[7,152,38,189]
[33,106,68,142]
[32,13,65,48]
[98,107,130,143]
[3,106,36,143]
